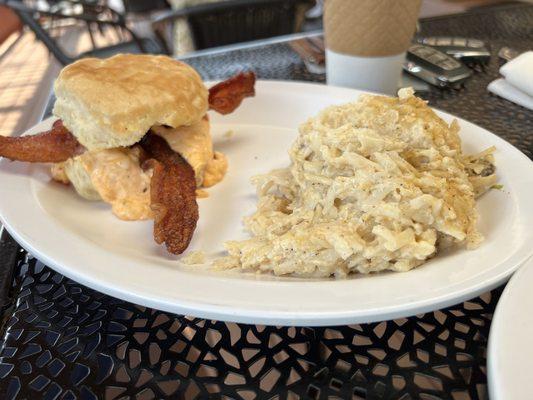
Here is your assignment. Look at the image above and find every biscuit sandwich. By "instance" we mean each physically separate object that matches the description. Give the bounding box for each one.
[0,54,256,254]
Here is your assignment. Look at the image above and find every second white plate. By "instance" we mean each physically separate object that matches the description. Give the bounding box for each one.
[488,255,533,399]
[0,81,532,326]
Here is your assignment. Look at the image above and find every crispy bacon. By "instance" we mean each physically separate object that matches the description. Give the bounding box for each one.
[208,71,256,115]
[0,120,84,163]
[141,133,199,255]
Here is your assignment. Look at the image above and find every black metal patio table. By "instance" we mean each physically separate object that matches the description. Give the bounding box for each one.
[0,3,532,399]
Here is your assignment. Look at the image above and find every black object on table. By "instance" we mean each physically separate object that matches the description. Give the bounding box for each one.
[0,4,532,400]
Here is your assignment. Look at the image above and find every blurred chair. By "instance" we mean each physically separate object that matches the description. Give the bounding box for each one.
[152,0,312,54]
[120,0,171,48]
[3,0,168,65]
[122,0,170,13]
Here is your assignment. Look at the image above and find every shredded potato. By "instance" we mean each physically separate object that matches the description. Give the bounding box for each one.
[215,88,496,277]
[181,250,206,265]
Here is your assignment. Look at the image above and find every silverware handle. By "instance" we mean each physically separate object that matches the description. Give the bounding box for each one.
[498,47,520,61]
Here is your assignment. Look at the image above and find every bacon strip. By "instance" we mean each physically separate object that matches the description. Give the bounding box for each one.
[208,71,256,115]
[0,120,84,163]
[141,133,199,255]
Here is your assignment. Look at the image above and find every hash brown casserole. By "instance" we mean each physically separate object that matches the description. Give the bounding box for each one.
[215,88,496,277]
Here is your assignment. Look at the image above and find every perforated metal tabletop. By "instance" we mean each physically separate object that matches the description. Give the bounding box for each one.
[0,4,532,399]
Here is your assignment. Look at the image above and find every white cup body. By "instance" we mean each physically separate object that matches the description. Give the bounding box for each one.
[326,49,405,95]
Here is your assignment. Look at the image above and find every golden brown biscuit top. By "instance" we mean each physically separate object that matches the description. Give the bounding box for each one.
[53,54,208,150]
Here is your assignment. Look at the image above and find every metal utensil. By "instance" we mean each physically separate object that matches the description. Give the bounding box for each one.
[498,47,521,62]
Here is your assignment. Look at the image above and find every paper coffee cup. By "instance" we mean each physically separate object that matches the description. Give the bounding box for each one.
[324,0,421,94]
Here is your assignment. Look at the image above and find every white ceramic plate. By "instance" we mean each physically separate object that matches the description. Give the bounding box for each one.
[488,255,533,399]
[1,81,532,326]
